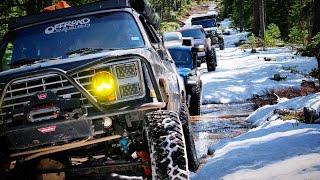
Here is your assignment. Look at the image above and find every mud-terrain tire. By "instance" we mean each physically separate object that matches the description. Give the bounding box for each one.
[207,64,216,72]
[219,40,225,50]
[179,104,199,172]
[212,48,218,67]
[189,85,201,116]
[146,111,189,180]
[206,50,216,72]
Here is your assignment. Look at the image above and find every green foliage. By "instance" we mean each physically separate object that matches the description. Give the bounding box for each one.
[288,26,308,45]
[230,0,252,30]
[238,44,248,50]
[265,23,283,47]
[159,22,181,34]
[220,0,235,18]
[248,33,257,48]
[1,43,12,71]
[308,32,320,83]
[177,4,193,18]
[309,68,319,78]
[222,0,314,44]
[308,33,320,49]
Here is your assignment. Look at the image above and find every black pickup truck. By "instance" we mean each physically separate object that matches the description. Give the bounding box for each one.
[0,0,198,179]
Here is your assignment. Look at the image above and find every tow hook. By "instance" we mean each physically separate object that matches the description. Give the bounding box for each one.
[131,150,151,177]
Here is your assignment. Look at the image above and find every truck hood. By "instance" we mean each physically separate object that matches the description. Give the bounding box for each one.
[194,39,207,46]
[204,27,218,32]
[177,67,191,78]
[0,48,152,84]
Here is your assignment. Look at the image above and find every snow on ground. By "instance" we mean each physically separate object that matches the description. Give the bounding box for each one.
[201,31,317,104]
[183,4,320,179]
[192,93,320,180]
[191,16,320,179]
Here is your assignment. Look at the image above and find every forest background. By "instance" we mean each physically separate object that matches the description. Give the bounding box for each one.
[0,0,320,80]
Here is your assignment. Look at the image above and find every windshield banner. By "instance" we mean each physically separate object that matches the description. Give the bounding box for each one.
[45,18,90,34]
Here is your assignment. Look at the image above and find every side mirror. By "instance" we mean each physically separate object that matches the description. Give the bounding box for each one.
[217,23,221,27]
[162,32,183,49]
[182,37,194,47]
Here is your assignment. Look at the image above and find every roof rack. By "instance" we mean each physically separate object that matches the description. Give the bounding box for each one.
[9,0,159,30]
[191,14,216,22]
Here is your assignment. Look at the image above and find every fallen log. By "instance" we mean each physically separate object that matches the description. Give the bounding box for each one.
[191,114,251,121]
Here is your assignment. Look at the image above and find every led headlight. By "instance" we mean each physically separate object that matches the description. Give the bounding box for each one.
[115,63,137,79]
[119,83,140,98]
[92,71,116,101]
[195,45,205,52]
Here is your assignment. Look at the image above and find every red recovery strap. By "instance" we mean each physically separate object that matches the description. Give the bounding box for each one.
[43,1,71,12]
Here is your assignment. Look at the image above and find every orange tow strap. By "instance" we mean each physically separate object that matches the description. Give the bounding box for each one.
[43,1,71,12]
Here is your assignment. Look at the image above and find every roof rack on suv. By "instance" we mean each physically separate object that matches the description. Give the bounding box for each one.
[191,14,216,22]
[9,0,159,30]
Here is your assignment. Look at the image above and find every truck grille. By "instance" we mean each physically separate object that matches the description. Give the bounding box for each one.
[0,71,94,123]
[0,59,145,124]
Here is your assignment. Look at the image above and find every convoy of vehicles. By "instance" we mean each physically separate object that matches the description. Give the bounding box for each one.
[191,14,225,50]
[175,25,217,72]
[0,0,199,179]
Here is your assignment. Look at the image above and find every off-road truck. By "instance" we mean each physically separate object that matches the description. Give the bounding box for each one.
[176,25,217,72]
[191,15,225,50]
[168,41,202,116]
[0,0,199,179]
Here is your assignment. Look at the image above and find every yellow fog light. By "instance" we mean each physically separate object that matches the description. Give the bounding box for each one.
[92,71,116,101]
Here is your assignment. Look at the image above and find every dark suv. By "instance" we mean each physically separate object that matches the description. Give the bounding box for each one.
[0,0,198,179]
[176,25,217,72]
[191,15,225,50]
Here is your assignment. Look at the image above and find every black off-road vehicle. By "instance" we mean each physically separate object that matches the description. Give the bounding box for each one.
[191,15,225,50]
[176,25,217,72]
[0,0,199,179]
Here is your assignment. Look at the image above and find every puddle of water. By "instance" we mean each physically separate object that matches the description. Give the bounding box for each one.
[192,117,249,158]
[201,102,254,116]
[193,102,254,158]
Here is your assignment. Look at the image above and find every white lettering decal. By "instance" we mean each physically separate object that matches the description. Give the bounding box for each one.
[45,18,91,34]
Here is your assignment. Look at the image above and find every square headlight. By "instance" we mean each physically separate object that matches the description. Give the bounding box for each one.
[119,83,140,98]
[115,63,137,79]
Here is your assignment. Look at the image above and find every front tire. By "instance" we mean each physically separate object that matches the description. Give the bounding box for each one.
[180,104,199,172]
[219,39,225,50]
[146,111,189,180]
[189,85,201,116]
[206,50,216,72]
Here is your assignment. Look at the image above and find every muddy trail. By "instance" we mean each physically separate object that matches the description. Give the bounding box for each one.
[191,102,255,161]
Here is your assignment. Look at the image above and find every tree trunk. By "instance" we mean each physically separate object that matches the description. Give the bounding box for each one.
[311,0,320,83]
[311,0,320,37]
[252,0,260,36]
[259,0,265,41]
[238,0,243,32]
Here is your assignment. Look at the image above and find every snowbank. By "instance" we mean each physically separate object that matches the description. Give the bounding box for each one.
[246,92,320,127]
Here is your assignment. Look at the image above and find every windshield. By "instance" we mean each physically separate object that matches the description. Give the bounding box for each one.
[192,19,216,28]
[1,12,144,67]
[169,49,192,66]
[180,29,205,39]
